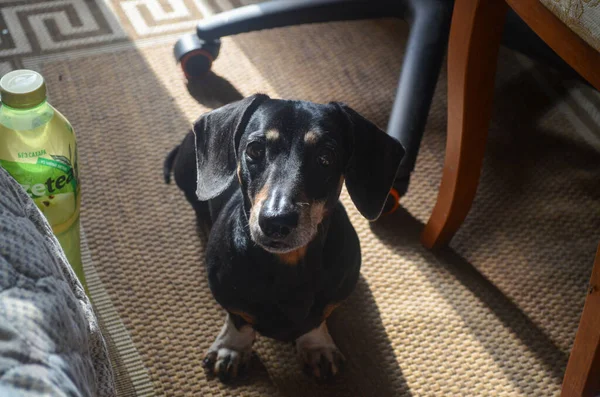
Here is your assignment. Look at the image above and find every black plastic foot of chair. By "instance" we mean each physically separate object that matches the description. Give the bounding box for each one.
[174,34,221,79]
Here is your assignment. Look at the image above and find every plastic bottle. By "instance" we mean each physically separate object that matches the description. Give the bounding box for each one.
[0,70,86,292]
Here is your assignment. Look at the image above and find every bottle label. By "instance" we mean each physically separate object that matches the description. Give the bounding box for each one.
[0,144,80,233]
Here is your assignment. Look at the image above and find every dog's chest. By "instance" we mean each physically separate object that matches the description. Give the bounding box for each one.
[243,255,325,322]
[257,255,323,297]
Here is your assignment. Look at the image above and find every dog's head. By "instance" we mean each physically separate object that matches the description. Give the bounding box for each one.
[193,94,405,253]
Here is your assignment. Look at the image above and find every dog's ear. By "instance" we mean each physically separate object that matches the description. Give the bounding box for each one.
[333,102,405,221]
[193,94,269,201]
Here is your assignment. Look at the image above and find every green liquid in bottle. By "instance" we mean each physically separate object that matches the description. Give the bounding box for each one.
[0,70,86,294]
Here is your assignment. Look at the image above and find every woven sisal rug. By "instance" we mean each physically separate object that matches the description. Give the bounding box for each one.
[18,13,600,397]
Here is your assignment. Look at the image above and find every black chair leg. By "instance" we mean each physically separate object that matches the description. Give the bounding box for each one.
[387,0,453,198]
[195,0,405,41]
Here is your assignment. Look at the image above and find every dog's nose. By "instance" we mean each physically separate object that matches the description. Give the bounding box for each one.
[259,206,299,239]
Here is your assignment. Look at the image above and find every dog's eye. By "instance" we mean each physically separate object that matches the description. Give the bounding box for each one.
[316,148,335,168]
[246,141,265,161]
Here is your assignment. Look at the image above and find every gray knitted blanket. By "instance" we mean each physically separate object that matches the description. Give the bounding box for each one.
[0,167,115,396]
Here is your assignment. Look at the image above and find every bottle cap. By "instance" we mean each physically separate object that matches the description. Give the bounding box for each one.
[0,69,47,109]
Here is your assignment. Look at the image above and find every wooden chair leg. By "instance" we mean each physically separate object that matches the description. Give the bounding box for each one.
[421,0,509,249]
[562,244,600,397]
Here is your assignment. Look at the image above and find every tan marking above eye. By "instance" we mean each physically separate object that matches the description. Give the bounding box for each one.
[304,131,319,144]
[266,129,279,140]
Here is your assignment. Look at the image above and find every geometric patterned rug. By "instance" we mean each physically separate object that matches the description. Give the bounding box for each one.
[0,0,255,73]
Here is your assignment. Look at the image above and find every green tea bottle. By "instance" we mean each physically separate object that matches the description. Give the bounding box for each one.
[0,70,86,293]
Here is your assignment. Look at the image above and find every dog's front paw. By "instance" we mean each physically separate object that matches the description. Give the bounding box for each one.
[296,322,345,381]
[203,314,256,383]
[203,346,252,382]
[299,344,345,381]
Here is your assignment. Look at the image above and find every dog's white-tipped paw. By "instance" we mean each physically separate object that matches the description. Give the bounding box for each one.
[299,344,345,381]
[296,322,345,381]
[203,314,256,383]
[203,346,252,382]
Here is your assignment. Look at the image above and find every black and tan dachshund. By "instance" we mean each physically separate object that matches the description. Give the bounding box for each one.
[164,94,404,383]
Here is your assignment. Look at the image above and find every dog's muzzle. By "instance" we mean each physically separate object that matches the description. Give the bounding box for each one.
[258,200,299,240]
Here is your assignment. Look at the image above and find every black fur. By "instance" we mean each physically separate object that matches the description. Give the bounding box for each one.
[163,145,179,184]
[164,94,404,342]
